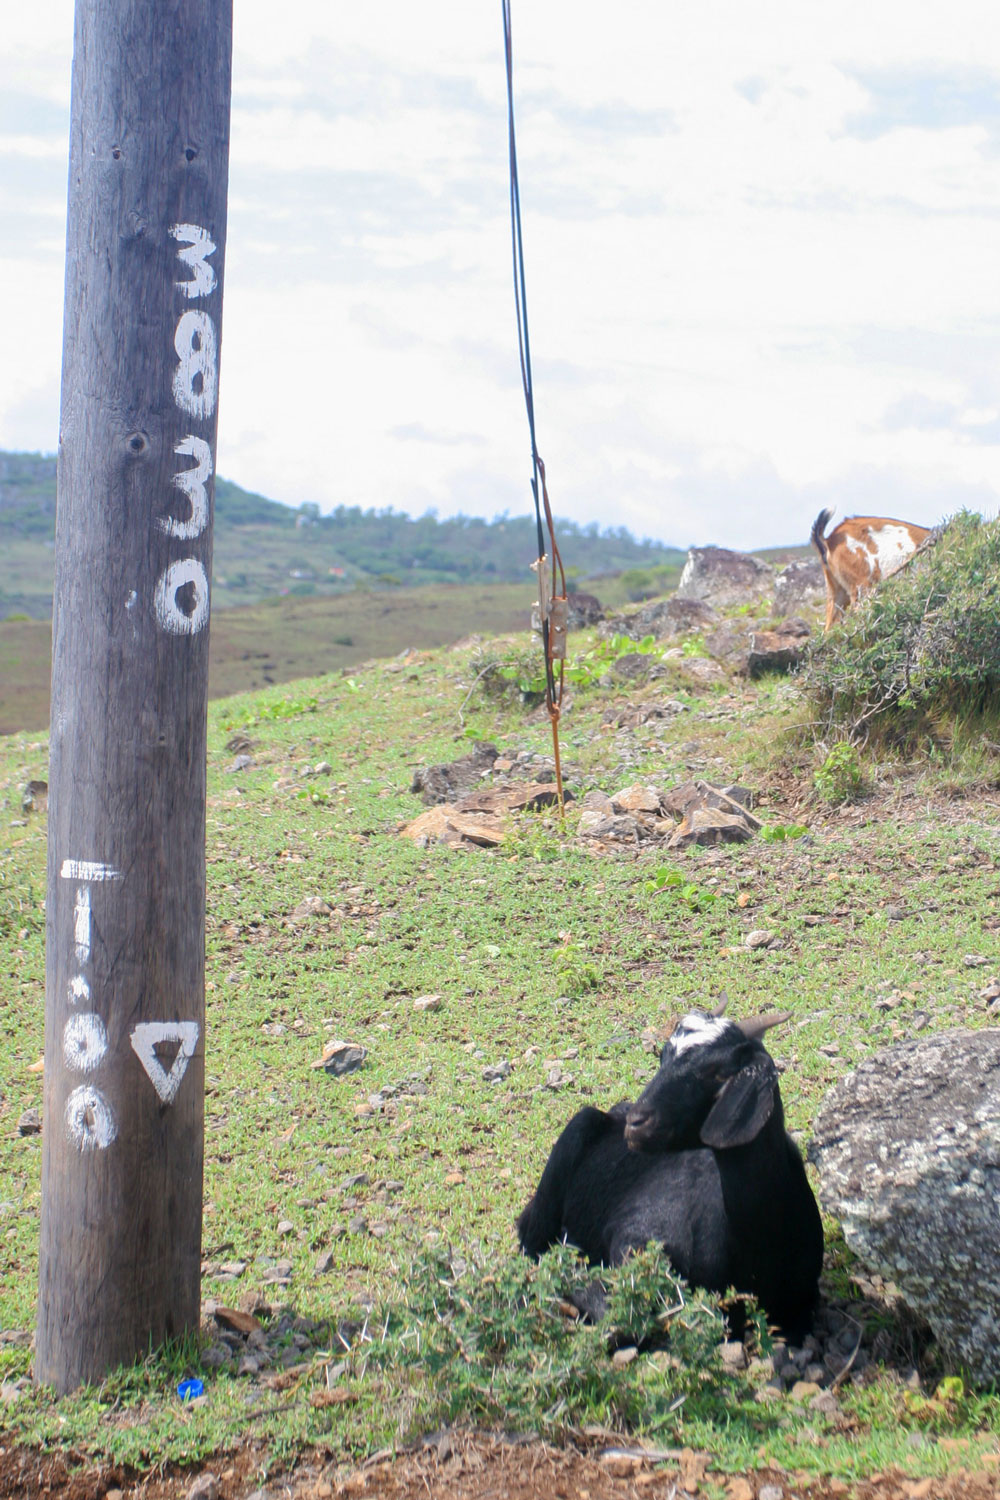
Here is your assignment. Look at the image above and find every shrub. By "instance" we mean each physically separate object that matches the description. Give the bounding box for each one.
[814,742,865,805]
[370,1241,726,1439]
[802,511,1000,743]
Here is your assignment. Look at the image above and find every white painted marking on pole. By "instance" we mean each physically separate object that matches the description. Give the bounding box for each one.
[170,223,217,299]
[154,558,210,635]
[63,1013,109,1074]
[65,1085,117,1151]
[60,860,121,882]
[130,1021,200,1104]
[69,974,91,1005]
[172,310,218,419]
[73,886,91,962]
[160,435,211,540]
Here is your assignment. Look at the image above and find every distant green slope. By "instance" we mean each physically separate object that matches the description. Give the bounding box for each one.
[0,450,685,620]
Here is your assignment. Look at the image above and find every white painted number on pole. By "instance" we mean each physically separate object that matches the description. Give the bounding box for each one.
[154,557,210,635]
[161,435,211,540]
[156,220,219,637]
[60,860,121,882]
[60,858,122,1150]
[65,1085,117,1151]
[169,223,218,299]
[73,886,91,962]
[130,1021,200,1105]
[63,1013,109,1075]
[172,310,218,420]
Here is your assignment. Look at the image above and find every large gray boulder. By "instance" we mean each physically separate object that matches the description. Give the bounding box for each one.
[809,1029,1000,1384]
[772,558,825,614]
[675,546,773,609]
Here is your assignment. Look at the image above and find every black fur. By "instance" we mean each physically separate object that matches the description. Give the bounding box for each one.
[517,1016,824,1339]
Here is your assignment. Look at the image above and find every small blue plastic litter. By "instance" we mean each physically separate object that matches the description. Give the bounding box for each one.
[178,1378,204,1401]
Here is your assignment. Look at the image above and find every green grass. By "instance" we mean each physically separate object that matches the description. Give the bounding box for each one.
[1,628,999,1479]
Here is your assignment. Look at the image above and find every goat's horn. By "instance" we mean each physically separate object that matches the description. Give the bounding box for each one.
[707,991,729,1018]
[736,1010,792,1040]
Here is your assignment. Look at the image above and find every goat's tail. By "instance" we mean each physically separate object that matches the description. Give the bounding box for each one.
[810,508,834,565]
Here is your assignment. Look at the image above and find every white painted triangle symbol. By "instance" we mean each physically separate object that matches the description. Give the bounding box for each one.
[130,1021,200,1104]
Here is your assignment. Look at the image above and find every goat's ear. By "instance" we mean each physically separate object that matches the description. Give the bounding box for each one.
[700,1057,777,1149]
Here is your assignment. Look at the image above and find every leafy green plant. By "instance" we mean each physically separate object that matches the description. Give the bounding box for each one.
[814,742,865,805]
[645,867,719,913]
[554,940,602,996]
[760,822,809,842]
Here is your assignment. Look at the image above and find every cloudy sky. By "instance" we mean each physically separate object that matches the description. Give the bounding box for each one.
[3,3,1000,550]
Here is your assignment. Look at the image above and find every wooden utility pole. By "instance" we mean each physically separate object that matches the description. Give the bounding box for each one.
[36,0,232,1393]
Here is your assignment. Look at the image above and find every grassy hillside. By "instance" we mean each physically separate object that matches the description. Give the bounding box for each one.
[1,603,999,1491]
[0,580,582,735]
[0,451,685,619]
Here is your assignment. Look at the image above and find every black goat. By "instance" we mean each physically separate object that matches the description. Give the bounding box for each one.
[517,1008,824,1337]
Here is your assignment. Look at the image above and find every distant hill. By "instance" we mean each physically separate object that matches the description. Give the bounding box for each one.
[0,450,686,620]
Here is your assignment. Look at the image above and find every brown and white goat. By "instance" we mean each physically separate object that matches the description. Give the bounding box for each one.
[810,508,930,630]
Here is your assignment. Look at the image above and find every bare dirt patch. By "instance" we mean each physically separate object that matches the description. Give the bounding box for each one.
[3,1433,1000,1500]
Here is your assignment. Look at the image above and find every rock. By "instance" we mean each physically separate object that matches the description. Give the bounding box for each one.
[289,895,331,921]
[413,993,442,1012]
[482,1060,512,1082]
[661,780,760,828]
[611,784,662,814]
[186,1474,220,1500]
[17,1109,41,1136]
[705,622,753,673]
[566,591,604,627]
[400,805,506,848]
[667,807,754,849]
[311,1040,367,1076]
[608,652,653,682]
[201,1342,232,1369]
[675,545,774,609]
[720,1340,747,1370]
[772,558,825,614]
[581,788,615,815]
[677,655,726,686]
[214,1306,262,1336]
[21,780,48,813]
[635,596,718,639]
[229,754,253,772]
[576,810,640,841]
[747,627,808,678]
[410,742,498,805]
[809,1028,1000,1383]
[759,1487,785,1500]
[745,929,776,950]
[456,780,567,814]
[315,1250,335,1274]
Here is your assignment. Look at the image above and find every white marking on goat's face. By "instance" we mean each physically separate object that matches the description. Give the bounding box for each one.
[669,1014,730,1056]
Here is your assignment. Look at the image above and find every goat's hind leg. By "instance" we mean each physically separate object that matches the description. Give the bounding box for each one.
[517,1106,615,1258]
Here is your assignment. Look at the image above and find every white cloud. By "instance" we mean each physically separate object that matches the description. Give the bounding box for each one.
[1,0,999,550]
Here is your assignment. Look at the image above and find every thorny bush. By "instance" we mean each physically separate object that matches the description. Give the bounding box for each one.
[371,1242,727,1439]
[802,511,1000,744]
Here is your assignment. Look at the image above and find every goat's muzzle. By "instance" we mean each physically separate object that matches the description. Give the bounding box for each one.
[623,1107,655,1151]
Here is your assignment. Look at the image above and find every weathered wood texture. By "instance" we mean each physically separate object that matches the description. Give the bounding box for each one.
[37,0,232,1393]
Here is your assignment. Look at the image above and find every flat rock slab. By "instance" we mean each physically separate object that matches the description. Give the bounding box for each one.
[456,780,567,814]
[400,804,506,848]
[809,1028,1000,1384]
